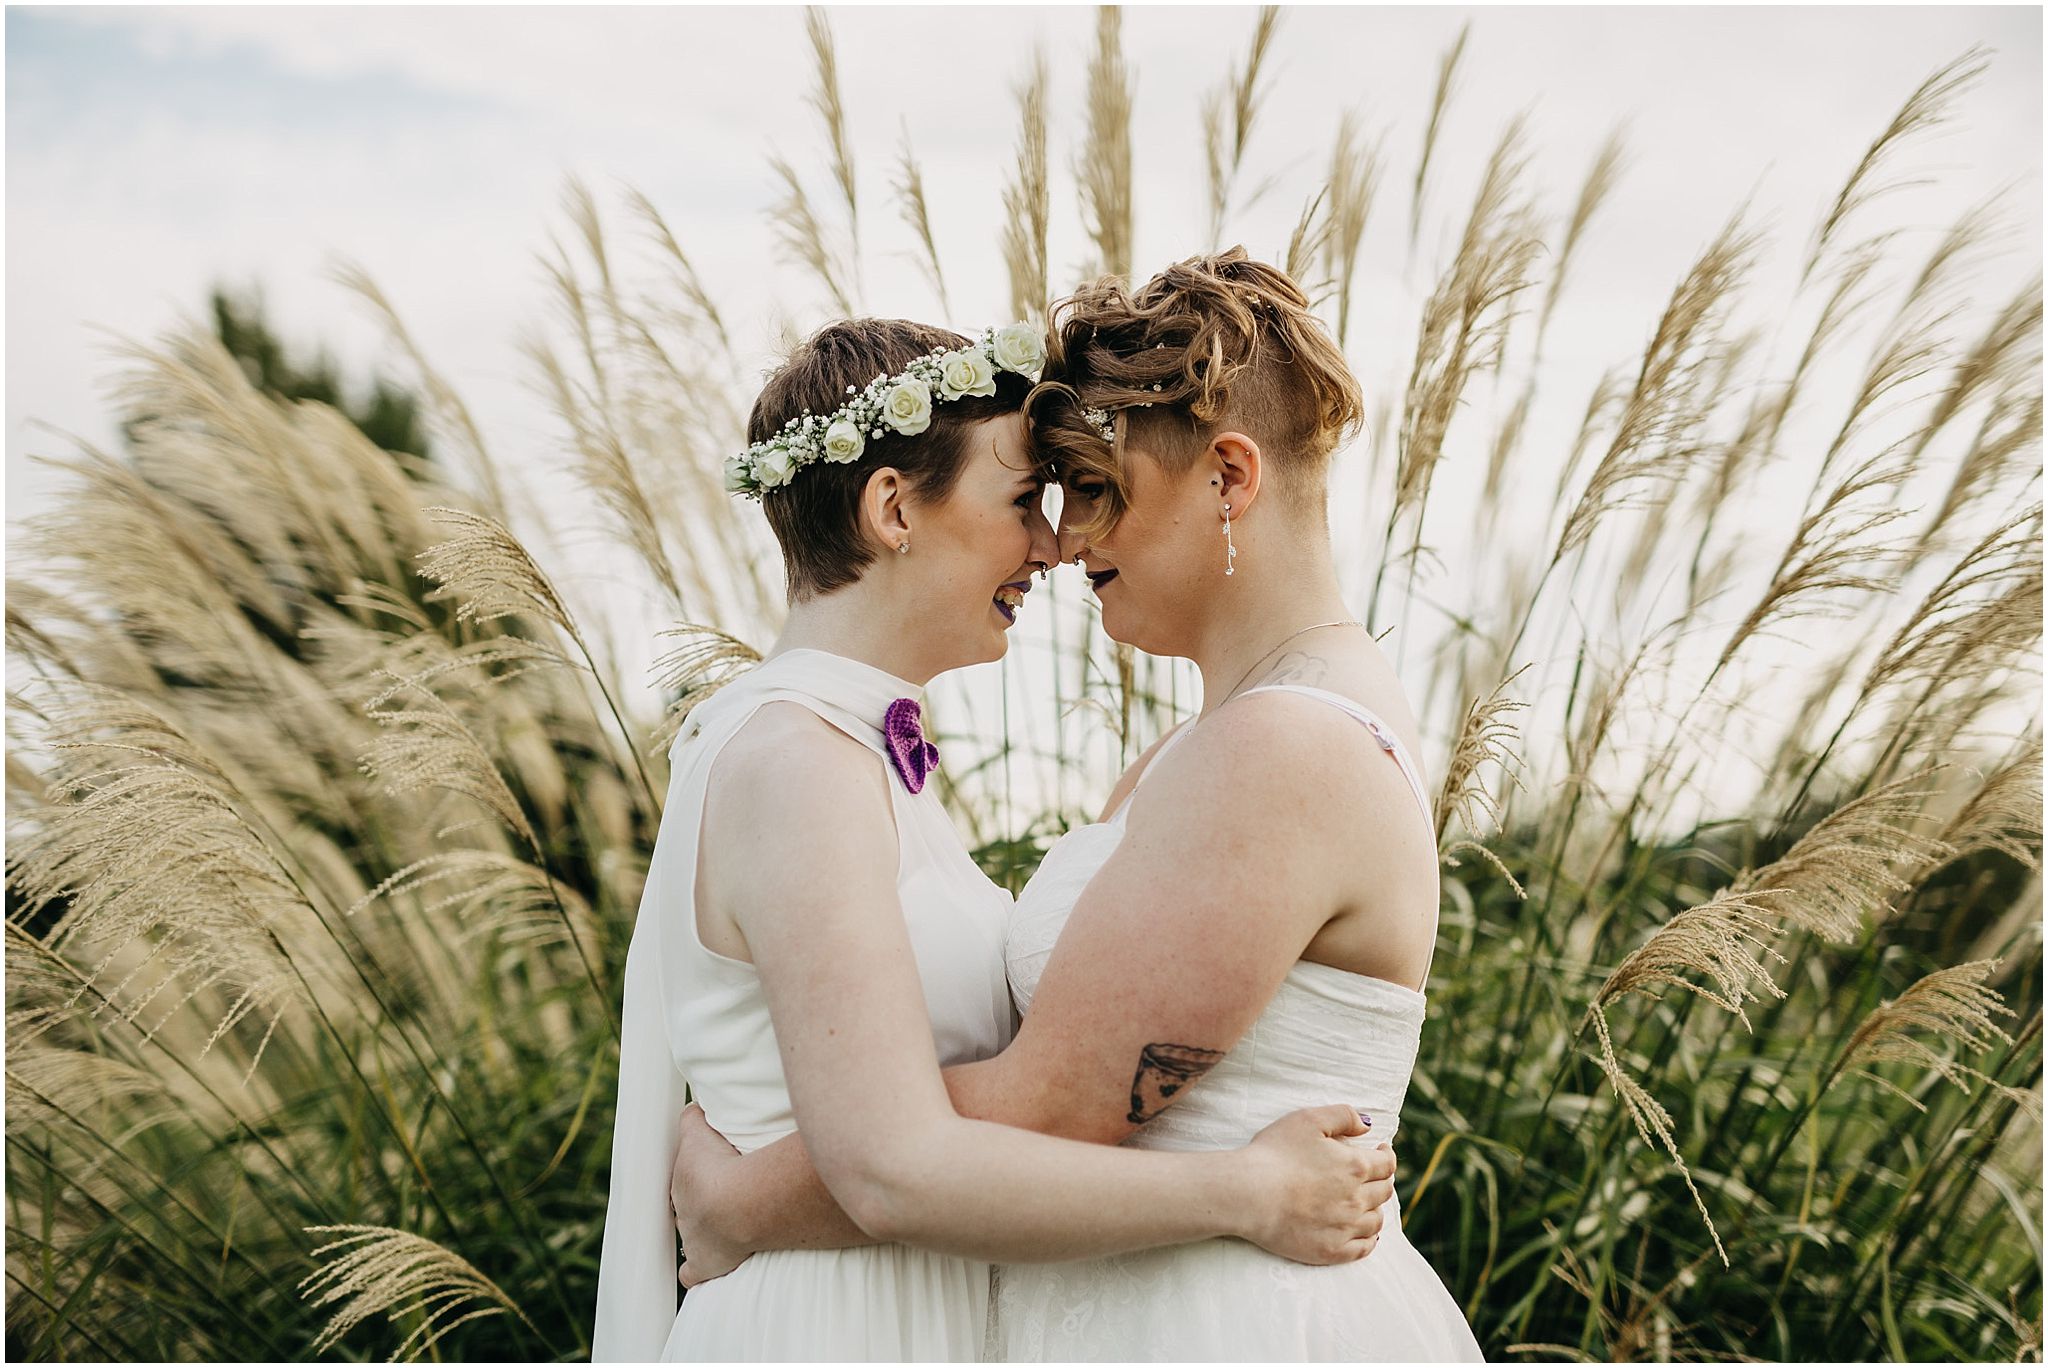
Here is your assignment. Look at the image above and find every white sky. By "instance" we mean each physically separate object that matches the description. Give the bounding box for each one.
[6,4,2041,827]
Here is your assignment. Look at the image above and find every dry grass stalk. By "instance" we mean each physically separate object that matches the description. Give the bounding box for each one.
[1828,960,2032,1112]
[892,124,952,318]
[1735,769,1959,941]
[1808,307,1953,500]
[1864,504,2042,702]
[335,619,576,709]
[1202,6,1282,246]
[521,324,684,614]
[1682,339,1775,543]
[1078,8,1134,279]
[346,847,601,960]
[1564,366,1634,500]
[332,261,513,524]
[298,1225,534,1360]
[413,506,580,643]
[767,154,854,316]
[6,921,91,1046]
[647,622,764,756]
[803,7,859,269]
[1000,51,1051,323]
[1557,639,1653,809]
[1808,194,2010,480]
[1592,889,1789,1026]
[1435,661,1532,851]
[1801,45,1992,285]
[1409,22,1470,248]
[6,1047,180,1138]
[1931,735,2044,873]
[1767,238,1893,462]
[1712,445,1917,676]
[1617,331,1760,598]
[1321,111,1385,346]
[1283,186,1333,297]
[1392,115,1543,522]
[361,673,539,852]
[1587,1009,1728,1265]
[1534,128,1629,352]
[1919,277,2041,456]
[9,683,308,1065]
[624,187,733,357]
[1923,383,2043,552]
[1480,383,1534,507]
[1555,212,1760,560]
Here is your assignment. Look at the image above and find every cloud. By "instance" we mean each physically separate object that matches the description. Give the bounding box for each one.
[8,5,2040,734]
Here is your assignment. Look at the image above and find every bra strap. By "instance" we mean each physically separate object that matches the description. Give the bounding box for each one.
[1234,684,1435,839]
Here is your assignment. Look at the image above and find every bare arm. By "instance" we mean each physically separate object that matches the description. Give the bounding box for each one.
[671,1064,1057,1280]
[674,698,1398,1280]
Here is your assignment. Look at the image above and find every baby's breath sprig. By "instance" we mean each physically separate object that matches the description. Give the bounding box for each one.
[727,322,1049,498]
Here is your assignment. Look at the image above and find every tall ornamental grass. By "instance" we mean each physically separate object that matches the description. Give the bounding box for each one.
[7,11,2039,1361]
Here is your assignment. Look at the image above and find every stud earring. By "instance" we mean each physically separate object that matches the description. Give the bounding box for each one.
[1222,502,1237,577]
[897,540,910,555]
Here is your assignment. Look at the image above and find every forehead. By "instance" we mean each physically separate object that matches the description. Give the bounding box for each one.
[964,411,1037,482]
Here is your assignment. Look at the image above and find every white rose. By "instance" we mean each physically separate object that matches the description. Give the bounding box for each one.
[991,323,1046,378]
[724,452,754,493]
[755,445,797,488]
[938,347,998,399]
[881,378,934,435]
[823,418,866,463]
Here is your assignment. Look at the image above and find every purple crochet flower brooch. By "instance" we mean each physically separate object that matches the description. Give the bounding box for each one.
[883,697,941,794]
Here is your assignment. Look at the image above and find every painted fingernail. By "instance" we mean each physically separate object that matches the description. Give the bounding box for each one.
[1357,1110,1373,1128]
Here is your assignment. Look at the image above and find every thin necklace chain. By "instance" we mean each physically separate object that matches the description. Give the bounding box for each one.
[1216,618,1369,707]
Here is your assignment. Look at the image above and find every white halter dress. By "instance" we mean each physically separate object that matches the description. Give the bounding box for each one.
[988,682,1486,1362]
[592,648,1017,1362]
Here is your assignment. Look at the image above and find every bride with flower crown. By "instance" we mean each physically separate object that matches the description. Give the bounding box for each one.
[591,314,1399,1362]
[654,250,1484,1361]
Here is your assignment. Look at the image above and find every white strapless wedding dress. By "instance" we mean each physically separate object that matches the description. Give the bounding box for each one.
[592,648,1016,1361]
[987,683,1486,1362]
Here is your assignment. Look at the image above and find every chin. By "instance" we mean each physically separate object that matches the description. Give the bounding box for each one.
[972,627,1009,664]
[1096,602,1141,651]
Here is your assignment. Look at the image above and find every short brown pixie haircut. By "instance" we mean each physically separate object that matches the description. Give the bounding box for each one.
[748,318,1034,601]
[1024,246,1365,539]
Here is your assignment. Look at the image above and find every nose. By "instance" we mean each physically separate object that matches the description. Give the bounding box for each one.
[1055,513,1088,567]
[1026,503,1060,575]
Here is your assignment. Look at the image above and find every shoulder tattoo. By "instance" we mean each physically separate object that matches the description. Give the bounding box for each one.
[1259,650,1330,687]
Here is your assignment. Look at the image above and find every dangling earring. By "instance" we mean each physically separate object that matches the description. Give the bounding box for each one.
[1222,502,1237,577]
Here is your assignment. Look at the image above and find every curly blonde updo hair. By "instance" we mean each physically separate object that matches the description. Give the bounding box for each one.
[1023,246,1365,539]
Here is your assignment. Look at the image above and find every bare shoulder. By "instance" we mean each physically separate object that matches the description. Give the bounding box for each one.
[1116,696,1356,854]
[1132,684,1430,851]
[1095,718,1194,822]
[705,701,893,847]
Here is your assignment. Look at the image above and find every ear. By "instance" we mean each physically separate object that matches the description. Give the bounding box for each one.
[863,468,912,553]
[1210,431,1262,514]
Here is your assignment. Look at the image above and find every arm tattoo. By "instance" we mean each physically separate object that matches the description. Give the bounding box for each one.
[1128,1043,1226,1123]
[1260,650,1330,687]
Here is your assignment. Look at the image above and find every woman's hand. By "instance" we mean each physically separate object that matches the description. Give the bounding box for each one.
[671,1103,752,1289]
[1235,1104,1396,1265]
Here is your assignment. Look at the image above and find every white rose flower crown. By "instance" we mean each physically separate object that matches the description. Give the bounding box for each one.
[725,321,1117,498]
